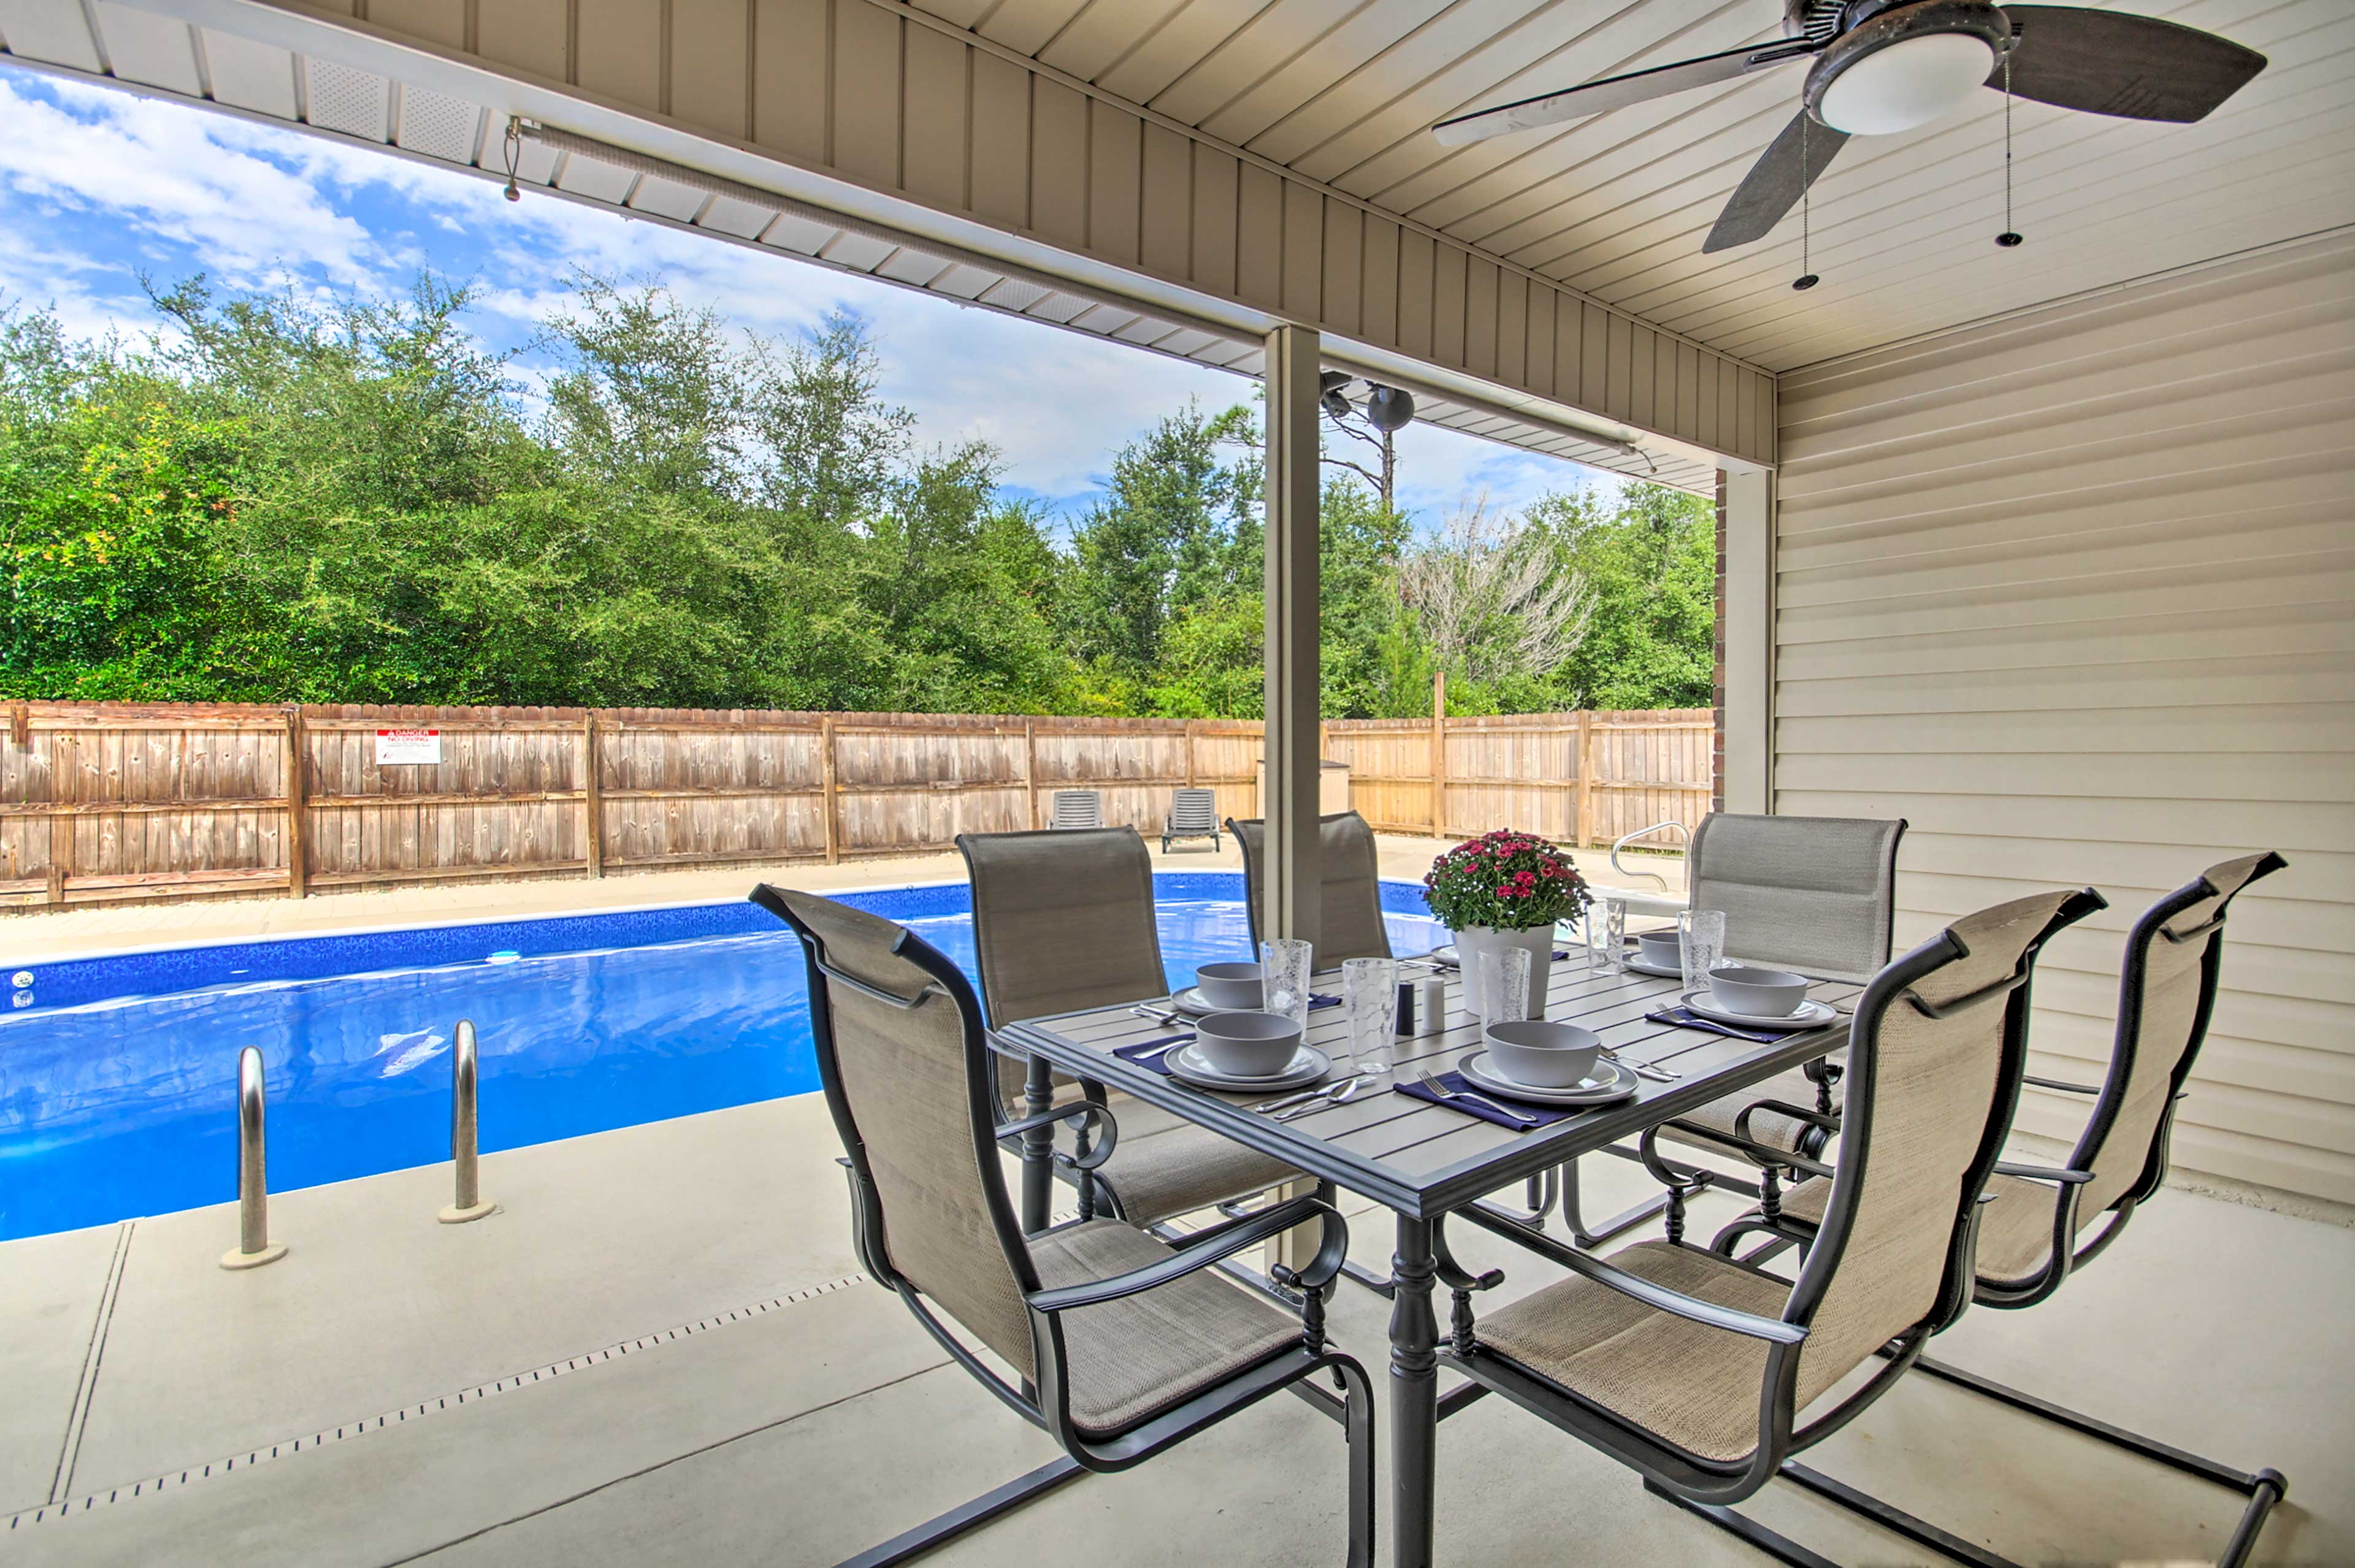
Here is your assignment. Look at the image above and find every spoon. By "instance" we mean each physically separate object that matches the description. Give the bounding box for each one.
[1275,1077,1371,1121]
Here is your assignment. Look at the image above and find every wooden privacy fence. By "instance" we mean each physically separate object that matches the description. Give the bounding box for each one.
[0,701,1712,910]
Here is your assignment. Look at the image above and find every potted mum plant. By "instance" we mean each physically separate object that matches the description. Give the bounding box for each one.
[1423,830,1591,1020]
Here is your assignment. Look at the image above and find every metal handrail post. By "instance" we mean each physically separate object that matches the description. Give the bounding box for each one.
[438,1019,495,1223]
[219,1046,288,1269]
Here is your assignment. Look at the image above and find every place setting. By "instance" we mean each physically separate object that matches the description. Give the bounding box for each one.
[1398,946,1643,1131]
[1115,941,1395,1118]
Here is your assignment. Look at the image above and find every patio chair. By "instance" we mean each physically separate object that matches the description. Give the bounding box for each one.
[956,827,1306,1236]
[1227,811,1393,965]
[1162,787,1222,853]
[749,884,1375,1567]
[1432,886,2104,1566]
[1047,789,1103,830]
[1712,851,2291,1567]
[1586,813,1907,1250]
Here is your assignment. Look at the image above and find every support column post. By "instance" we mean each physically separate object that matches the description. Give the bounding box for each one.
[1263,324,1325,1277]
[1721,467,1774,816]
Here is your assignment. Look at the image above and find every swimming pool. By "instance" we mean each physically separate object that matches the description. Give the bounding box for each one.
[0,874,1444,1242]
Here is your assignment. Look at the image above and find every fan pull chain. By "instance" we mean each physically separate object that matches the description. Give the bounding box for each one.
[1996,57,2022,248]
[1793,113,1820,291]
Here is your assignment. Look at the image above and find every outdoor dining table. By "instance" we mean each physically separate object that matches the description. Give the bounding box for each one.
[1000,952,1863,1568]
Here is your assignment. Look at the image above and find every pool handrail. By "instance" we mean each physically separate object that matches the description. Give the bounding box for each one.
[219,1046,288,1270]
[440,1020,496,1224]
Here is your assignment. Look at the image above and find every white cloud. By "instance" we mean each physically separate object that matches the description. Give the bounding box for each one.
[0,75,1606,518]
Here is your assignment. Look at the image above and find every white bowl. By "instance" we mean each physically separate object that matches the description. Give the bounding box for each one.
[1194,962,1265,1011]
[1635,931,1683,969]
[1482,1020,1603,1089]
[1192,1011,1303,1078]
[1707,965,1810,1018]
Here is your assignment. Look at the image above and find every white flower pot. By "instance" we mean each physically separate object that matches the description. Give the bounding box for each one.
[1452,925,1555,1022]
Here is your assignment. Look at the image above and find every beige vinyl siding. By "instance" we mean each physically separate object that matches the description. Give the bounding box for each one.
[1774,232,2355,1207]
[221,0,1773,476]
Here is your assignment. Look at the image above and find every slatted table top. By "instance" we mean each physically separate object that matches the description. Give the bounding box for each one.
[1002,956,1863,1220]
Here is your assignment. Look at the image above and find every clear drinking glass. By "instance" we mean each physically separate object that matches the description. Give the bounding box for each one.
[1341,958,1398,1075]
[1679,908,1726,997]
[1477,945,1532,1028]
[1585,894,1626,974]
[1260,938,1315,1031]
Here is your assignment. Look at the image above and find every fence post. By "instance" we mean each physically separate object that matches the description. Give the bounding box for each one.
[282,707,308,900]
[821,715,841,864]
[581,713,603,879]
[1024,719,1041,829]
[1574,711,1596,849]
[1183,719,1197,788]
[1430,671,1447,838]
[46,729,72,906]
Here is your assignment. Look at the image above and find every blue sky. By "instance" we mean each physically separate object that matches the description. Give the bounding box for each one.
[0,70,1601,529]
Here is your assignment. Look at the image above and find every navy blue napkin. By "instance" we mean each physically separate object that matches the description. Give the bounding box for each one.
[1645,1006,1828,1043]
[1113,1033,1195,1076]
[1395,1071,1582,1129]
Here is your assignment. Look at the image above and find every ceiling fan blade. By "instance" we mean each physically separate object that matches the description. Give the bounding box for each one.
[1704,111,1848,254]
[1994,6,2266,123]
[1432,38,1818,147]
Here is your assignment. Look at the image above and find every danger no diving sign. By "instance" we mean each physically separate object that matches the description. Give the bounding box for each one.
[373,729,443,765]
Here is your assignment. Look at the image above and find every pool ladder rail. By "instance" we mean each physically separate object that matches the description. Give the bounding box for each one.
[219,1018,494,1271]
[438,1019,496,1224]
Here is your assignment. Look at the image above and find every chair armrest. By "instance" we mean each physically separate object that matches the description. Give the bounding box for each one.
[1547,1247,1808,1345]
[1027,1196,1339,1313]
[1991,1160,2095,1186]
[998,1103,1119,1172]
[1735,1098,1840,1142]
[2023,1074,2102,1096]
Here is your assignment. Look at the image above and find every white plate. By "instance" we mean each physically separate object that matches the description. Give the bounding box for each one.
[1170,986,1223,1016]
[1457,1052,1639,1107]
[1165,1042,1331,1093]
[1678,990,1840,1030]
[1625,956,1682,980]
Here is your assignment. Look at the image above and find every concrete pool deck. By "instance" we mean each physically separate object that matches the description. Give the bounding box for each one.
[4,1087,2351,1566]
[0,834,1686,965]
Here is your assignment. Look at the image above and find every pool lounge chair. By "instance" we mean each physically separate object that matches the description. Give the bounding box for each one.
[751,884,1375,1567]
[1048,789,1103,830]
[1162,787,1222,853]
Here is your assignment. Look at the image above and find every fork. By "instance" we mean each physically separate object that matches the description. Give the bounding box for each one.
[1413,1068,1538,1128]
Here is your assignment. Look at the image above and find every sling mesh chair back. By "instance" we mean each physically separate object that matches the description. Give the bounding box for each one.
[956,827,1302,1227]
[1436,887,2101,1531]
[749,885,1374,1564]
[1163,787,1222,852]
[1688,811,1909,984]
[1973,850,2287,1307]
[1228,811,1393,965]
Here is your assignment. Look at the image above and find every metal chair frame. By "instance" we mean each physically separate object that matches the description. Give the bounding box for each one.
[752,885,1377,1567]
[1431,890,2102,1568]
[1707,854,2291,1568]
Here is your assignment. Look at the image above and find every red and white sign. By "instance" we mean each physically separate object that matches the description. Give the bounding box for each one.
[374,729,443,765]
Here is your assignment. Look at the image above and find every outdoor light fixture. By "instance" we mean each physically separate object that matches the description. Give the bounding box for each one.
[1363,384,1415,434]
[1804,3,2012,137]
[1319,370,1354,419]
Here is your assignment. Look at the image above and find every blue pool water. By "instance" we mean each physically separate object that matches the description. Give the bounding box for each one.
[1,873,1442,1242]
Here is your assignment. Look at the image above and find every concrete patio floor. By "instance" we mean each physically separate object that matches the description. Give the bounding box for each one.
[6,1085,2349,1567]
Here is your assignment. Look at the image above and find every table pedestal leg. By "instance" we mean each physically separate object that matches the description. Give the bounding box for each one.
[1390,1215,1439,1567]
[1019,1050,1054,1233]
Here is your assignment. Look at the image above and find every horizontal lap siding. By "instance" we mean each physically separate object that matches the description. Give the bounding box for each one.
[1774,234,2355,1206]
[264,0,1772,468]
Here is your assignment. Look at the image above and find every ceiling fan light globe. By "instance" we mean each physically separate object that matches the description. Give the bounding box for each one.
[1816,31,1996,135]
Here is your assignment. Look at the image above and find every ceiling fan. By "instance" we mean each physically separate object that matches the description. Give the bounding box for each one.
[1431,1,2267,254]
